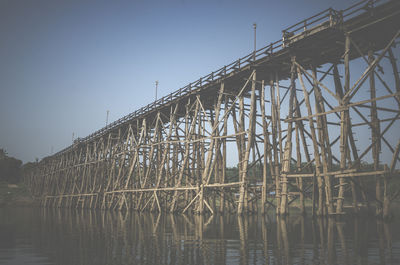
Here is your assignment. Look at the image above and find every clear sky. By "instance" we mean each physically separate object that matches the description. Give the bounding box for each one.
[0,0,361,163]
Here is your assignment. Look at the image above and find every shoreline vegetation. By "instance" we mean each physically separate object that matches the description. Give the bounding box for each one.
[0,148,37,207]
[0,181,37,207]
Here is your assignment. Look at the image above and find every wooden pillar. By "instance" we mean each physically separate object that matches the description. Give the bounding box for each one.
[369,49,382,216]
[220,96,228,213]
[312,66,334,215]
[270,74,281,215]
[238,70,256,215]
[280,57,296,215]
[295,124,305,214]
[334,62,348,214]
[296,62,324,216]
[293,95,311,215]
[259,80,269,214]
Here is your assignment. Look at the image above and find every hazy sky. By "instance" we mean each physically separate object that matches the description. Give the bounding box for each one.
[0,0,361,163]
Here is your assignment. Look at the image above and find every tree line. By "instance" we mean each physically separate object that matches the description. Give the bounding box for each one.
[0,149,23,183]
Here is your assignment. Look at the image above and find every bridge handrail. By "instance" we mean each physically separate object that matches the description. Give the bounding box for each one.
[52,0,389,157]
[282,0,383,40]
[342,0,380,19]
[282,7,334,35]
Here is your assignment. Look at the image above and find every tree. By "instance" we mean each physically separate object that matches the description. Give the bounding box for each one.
[0,149,7,160]
[0,149,22,183]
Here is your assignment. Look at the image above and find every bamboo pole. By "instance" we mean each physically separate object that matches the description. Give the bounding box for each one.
[369,49,382,216]
[238,71,256,215]
[312,66,334,215]
[259,80,269,214]
[280,57,296,216]
[335,61,348,214]
[270,74,281,215]
[297,63,325,216]
[220,95,228,213]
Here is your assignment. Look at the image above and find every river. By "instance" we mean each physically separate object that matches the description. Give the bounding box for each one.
[0,207,399,265]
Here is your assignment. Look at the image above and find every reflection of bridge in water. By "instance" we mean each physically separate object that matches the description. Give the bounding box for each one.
[25,0,400,217]
[6,209,396,265]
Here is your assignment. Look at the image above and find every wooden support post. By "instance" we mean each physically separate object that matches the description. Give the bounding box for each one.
[280,57,296,216]
[312,66,334,215]
[297,63,324,216]
[295,124,305,214]
[238,70,256,215]
[335,62,348,214]
[369,49,382,216]
[294,95,311,215]
[270,74,281,215]
[259,80,269,214]
[171,100,198,213]
[220,96,228,213]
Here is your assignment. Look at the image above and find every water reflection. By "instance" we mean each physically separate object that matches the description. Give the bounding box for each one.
[0,208,399,265]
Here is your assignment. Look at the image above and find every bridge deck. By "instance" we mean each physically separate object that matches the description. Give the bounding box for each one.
[51,0,400,157]
[30,0,400,217]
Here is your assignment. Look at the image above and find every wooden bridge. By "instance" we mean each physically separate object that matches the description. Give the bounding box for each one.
[25,0,400,217]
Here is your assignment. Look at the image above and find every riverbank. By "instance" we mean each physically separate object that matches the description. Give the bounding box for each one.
[0,182,37,207]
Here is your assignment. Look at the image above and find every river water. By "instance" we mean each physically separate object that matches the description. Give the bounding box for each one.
[0,207,399,265]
